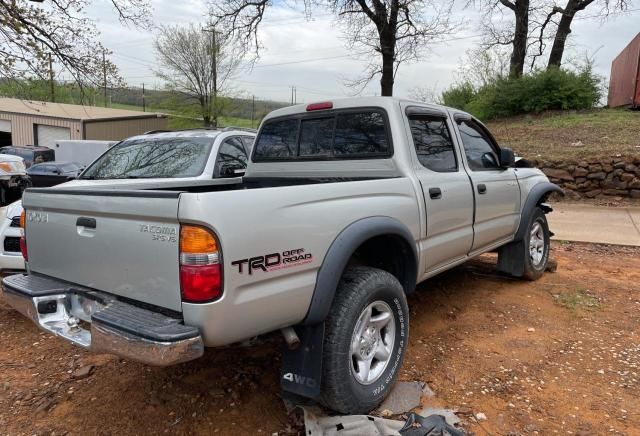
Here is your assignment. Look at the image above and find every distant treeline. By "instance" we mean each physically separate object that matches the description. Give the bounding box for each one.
[0,78,287,122]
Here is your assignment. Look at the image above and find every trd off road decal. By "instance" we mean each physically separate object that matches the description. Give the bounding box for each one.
[232,248,313,274]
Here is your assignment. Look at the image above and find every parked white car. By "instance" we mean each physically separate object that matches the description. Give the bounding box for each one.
[0,128,255,273]
[0,201,25,275]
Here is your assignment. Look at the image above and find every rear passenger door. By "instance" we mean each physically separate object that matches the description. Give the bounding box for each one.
[454,116,521,251]
[405,107,474,272]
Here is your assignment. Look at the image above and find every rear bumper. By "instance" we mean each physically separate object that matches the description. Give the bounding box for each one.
[1,273,203,366]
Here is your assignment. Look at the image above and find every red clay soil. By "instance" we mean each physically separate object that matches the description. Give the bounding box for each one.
[0,241,638,435]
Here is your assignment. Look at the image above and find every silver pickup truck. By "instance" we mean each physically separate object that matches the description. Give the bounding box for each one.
[2,97,561,414]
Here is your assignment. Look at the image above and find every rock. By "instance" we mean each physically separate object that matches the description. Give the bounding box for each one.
[597,369,605,374]
[380,409,394,417]
[621,173,635,182]
[584,189,602,198]
[625,164,637,173]
[546,258,558,272]
[475,412,488,422]
[542,168,573,181]
[603,164,613,173]
[527,327,536,332]
[613,161,626,170]
[629,179,640,189]
[573,168,589,177]
[588,164,602,172]
[377,381,423,414]
[630,190,640,199]
[72,365,95,380]
[602,189,629,197]
[2,382,10,391]
[570,141,584,147]
[587,172,606,180]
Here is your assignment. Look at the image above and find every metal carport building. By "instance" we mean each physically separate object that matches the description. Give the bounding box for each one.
[0,98,168,148]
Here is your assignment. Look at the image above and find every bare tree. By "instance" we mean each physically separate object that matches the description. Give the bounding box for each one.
[0,0,150,90]
[546,0,628,68]
[211,0,455,96]
[154,24,243,127]
[478,0,532,78]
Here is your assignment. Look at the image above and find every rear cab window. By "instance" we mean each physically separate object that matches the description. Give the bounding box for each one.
[253,109,392,161]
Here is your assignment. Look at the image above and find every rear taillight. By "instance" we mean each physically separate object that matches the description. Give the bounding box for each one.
[179,225,222,303]
[19,210,27,261]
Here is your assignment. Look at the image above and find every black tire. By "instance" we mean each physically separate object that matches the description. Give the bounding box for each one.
[522,207,550,280]
[320,266,409,414]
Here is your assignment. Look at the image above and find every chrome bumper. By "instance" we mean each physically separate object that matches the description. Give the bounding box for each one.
[2,274,203,366]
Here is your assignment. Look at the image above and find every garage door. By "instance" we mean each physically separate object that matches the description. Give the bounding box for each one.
[36,125,71,148]
[0,120,10,133]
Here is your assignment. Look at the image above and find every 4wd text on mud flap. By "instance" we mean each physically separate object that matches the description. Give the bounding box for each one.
[232,248,313,274]
[282,372,317,388]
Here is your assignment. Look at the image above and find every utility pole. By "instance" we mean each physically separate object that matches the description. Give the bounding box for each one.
[142,83,146,112]
[294,87,297,105]
[102,50,107,107]
[202,24,219,127]
[251,95,255,128]
[48,53,55,102]
[290,86,295,105]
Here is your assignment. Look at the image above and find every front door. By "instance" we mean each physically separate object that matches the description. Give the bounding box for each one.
[405,109,475,272]
[455,118,521,251]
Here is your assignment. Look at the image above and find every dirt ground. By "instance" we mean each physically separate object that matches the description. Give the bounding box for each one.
[1,241,639,435]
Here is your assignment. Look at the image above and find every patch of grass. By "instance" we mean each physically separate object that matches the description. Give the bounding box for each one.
[553,287,600,312]
[486,108,640,160]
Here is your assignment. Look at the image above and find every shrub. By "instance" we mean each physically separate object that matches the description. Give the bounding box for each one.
[441,82,476,110]
[441,67,602,120]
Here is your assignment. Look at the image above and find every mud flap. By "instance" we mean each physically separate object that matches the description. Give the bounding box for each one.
[497,240,525,277]
[280,323,324,399]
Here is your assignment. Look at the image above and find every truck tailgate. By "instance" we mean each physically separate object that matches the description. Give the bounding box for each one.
[22,189,183,312]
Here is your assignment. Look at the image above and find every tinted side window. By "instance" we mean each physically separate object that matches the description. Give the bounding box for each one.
[408,117,457,172]
[253,119,298,159]
[334,112,389,155]
[216,137,248,176]
[299,118,333,157]
[458,120,499,170]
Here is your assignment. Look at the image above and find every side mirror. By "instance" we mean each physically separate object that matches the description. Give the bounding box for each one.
[219,163,245,178]
[499,147,515,168]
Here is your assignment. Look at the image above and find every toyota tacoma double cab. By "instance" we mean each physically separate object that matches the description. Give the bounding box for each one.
[2,97,561,414]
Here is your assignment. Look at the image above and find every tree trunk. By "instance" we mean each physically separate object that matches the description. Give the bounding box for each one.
[379,32,395,96]
[547,2,577,68]
[509,0,529,78]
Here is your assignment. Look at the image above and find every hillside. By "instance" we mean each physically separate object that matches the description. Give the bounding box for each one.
[487,109,640,160]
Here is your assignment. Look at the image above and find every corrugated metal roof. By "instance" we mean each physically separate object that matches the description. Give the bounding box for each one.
[0,98,166,121]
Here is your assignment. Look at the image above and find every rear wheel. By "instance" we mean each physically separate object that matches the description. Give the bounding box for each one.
[320,267,408,414]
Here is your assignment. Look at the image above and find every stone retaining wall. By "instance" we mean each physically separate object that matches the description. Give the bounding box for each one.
[528,155,640,199]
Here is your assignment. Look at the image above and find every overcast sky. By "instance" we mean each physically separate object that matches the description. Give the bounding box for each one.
[89,0,640,104]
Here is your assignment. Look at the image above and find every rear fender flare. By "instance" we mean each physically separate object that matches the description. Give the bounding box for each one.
[302,216,418,325]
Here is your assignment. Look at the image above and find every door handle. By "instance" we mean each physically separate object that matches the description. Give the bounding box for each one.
[477,184,487,194]
[428,187,442,199]
[76,217,96,229]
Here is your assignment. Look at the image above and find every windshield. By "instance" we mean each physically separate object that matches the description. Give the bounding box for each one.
[60,163,80,172]
[81,137,214,179]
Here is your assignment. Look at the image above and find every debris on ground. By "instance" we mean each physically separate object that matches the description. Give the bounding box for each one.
[71,365,95,380]
[400,413,464,436]
[418,407,461,427]
[377,381,424,415]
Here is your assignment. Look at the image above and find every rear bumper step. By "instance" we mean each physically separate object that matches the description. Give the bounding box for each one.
[1,273,203,366]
